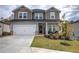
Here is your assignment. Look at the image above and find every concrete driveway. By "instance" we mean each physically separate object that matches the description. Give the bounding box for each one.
[0,35,34,53]
[0,36,72,53]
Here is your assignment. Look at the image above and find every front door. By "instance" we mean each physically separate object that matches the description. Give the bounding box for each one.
[38,23,45,34]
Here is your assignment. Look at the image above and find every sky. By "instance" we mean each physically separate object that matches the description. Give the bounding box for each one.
[0,5,79,21]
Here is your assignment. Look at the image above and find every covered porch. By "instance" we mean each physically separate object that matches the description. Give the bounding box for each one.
[36,22,60,35]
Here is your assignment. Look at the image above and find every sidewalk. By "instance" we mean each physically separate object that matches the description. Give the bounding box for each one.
[31,47,72,53]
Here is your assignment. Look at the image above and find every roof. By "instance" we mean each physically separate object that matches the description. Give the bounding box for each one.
[46,7,61,12]
[12,5,32,12]
[0,19,11,25]
[10,19,61,22]
[12,5,60,13]
[71,20,79,24]
[32,9,45,13]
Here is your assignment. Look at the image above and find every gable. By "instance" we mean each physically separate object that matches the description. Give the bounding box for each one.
[12,5,32,12]
[46,7,61,12]
[12,5,32,19]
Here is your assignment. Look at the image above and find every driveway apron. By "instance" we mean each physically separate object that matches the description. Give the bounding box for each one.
[0,35,34,53]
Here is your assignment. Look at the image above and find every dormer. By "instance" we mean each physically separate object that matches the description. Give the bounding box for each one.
[32,9,45,20]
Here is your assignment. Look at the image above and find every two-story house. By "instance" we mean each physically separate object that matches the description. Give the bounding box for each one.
[10,5,61,35]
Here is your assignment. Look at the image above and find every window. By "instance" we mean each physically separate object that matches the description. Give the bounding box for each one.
[19,13,22,18]
[48,25,52,34]
[50,12,55,19]
[23,13,27,18]
[34,13,43,19]
[73,32,75,36]
[18,12,28,19]
[53,26,56,32]
[0,25,1,28]
[48,25,57,33]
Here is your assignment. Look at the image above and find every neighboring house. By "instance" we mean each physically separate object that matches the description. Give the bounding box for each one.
[3,23,11,33]
[70,20,79,40]
[0,20,11,36]
[0,21,3,36]
[10,5,61,35]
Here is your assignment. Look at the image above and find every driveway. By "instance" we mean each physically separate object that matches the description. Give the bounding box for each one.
[0,35,34,53]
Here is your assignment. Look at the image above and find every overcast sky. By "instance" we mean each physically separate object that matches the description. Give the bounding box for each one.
[0,5,79,21]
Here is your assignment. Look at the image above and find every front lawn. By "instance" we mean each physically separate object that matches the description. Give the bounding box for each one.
[31,36,79,53]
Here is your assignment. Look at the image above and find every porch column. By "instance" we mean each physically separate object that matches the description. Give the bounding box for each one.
[46,22,48,35]
[10,23,13,35]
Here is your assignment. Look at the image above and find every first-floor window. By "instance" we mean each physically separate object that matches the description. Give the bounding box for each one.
[73,32,75,36]
[53,26,56,32]
[48,25,57,34]
[48,25,52,33]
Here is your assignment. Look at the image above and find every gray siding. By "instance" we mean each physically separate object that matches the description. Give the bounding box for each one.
[46,7,60,20]
[70,22,79,39]
[32,9,45,20]
[13,6,32,20]
[0,23,3,36]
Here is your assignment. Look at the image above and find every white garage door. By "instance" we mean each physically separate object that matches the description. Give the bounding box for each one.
[13,24,36,35]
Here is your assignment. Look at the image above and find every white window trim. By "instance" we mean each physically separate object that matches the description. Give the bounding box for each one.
[34,13,43,19]
[50,12,55,19]
[18,12,28,19]
[48,25,57,32]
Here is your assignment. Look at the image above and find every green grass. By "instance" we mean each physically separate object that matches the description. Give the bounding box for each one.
[31,36,79,53]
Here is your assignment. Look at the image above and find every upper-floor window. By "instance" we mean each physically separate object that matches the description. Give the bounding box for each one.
[50,12,55,19]
[18,12,28,19]
[34,13,43,20]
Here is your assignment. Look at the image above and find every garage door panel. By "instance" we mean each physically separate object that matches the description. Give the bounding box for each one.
[13,24,36,35]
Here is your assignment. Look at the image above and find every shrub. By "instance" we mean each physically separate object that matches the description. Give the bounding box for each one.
[47,31,59,39]
[48,33,54,39]
[60,42,71,46]
[44,35,49,38]
[65,36,70,40]
[2,32,11,36]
